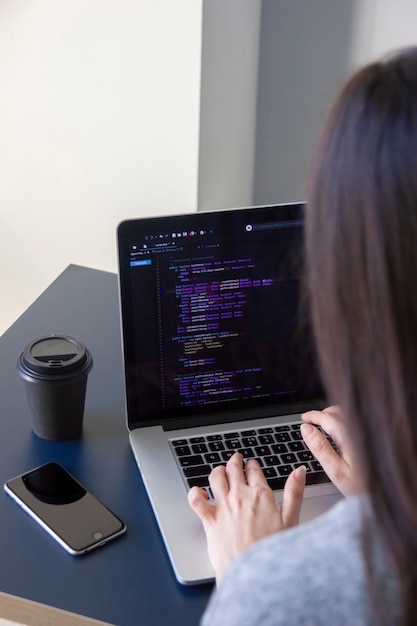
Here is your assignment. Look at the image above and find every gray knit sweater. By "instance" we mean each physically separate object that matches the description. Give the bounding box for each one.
[202,496,400,625]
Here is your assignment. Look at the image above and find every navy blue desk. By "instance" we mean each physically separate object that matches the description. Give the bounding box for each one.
[0,265,212,625]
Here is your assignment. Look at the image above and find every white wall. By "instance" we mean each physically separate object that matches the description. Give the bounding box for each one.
[3,0,417,336]
[0,0,202,334]
[351,0,417,65]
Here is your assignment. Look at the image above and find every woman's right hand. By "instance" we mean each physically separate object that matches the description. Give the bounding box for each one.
[301,405,363,497]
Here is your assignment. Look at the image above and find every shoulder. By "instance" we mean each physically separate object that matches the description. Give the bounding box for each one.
[202,497,398,626]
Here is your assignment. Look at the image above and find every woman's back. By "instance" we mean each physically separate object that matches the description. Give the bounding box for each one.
[202,497,399,626]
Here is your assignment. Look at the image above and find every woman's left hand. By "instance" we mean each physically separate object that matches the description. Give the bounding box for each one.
[188,453,306,584]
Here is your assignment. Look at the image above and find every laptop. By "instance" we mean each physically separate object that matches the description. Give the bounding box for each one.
[117,203,341,585]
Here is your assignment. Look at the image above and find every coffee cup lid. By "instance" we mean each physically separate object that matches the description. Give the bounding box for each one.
[18,335,92,378]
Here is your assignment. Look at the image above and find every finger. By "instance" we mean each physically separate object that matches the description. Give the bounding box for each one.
[280,466,306,527]
[208,464,230,500]
[301,422,350,487]
[302,407,342,439]
[301,409,323,425]
[225,452,246,486]
[300,422,336,460]
[244,458,269,488]
[188,486,214,525]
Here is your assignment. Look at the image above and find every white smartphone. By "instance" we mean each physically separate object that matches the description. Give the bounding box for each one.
[4,462,126,555]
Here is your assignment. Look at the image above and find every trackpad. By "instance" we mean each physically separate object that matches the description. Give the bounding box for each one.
[300,492,342,523]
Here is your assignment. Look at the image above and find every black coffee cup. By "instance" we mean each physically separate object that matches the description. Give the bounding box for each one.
[17,335,93,441]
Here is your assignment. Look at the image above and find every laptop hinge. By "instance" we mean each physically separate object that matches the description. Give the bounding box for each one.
[161,400,325,432]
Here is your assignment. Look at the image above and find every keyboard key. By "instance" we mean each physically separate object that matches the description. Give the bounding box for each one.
[277,464,292,477]
[226,438,241,450]
[221,451,235,462]
[209,441,225,452]
[297,450,314,462]
[263,466,277,478]
[288,441,305,452]
[258,434,274,444]
[207,434,223,441]
[258,427,273,434]
[175,445,191,457]
[291,430,303,441]
[242,436,257,447]
[306,471,330,486]
[294,462,312,473]
[280,452,297,464]
[192,443,208,454]
[187,476,209,489]
[311,460,323,471]
[172,439,188,446]
[255,445,271,456]
[240,448,255,459]
[183,464,211,478]
[204,452,221,464]
[241,430,256,436]
[179,454,203,467]
[275,425,290,432]
[271,443,288,454]
[190,436,206,443]
[264,455,280,466]
[275,432,291,443]
[224,432,239,439]
[266,476,287,490]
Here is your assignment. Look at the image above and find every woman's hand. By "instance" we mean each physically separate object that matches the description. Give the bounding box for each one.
[301,405,362,497]
[188,453,306,585]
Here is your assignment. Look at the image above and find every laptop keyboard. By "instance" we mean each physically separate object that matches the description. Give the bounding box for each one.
[170,422,333,499]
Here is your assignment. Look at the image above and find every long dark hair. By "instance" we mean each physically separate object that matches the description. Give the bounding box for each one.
[306,47,417,625]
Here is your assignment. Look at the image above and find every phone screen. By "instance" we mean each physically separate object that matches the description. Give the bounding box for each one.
[4,463,126,554]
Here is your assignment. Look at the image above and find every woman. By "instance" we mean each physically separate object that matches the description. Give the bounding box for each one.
[189,47,417,625]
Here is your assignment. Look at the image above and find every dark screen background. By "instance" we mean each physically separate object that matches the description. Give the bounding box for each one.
[118,205,323,427]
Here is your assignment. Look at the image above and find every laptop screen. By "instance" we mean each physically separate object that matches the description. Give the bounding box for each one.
[118,204,323,429]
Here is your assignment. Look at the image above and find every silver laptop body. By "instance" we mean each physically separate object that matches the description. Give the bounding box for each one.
[118,204,341,585]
